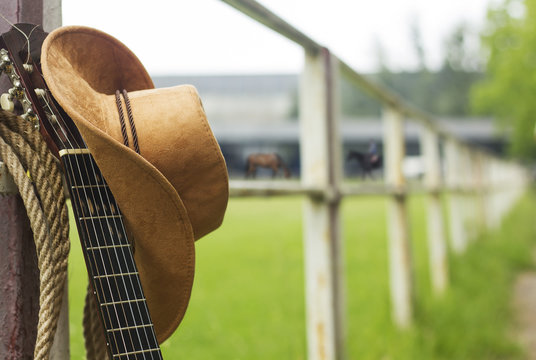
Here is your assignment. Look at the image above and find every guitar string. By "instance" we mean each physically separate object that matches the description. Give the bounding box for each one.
[68,88,159,357]
[40,87,160,359]
[38,95,143,358]
[69,124,153,359]
[70,110,161,359]
[74,152,146,358]
[38,94,138,357]
[39,100,132,357]
[76,150,150,358]
[0,23,130,354]
[111,91,159,352]
[0,14,39,64]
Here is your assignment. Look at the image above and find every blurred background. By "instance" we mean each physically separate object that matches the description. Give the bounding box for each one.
[62,0,530,179]
[58,1,536,359]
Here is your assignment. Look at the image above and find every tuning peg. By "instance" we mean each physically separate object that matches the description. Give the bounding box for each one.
[0,93,14,112]
[10,80,21,91]
[8,86,23,101]
[21,107,38,126]
[0,52,9,64]
[0,52,10,72]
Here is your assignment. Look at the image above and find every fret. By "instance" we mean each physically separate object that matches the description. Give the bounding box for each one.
[108,323,154,333]
[71,184,109,189]
[86,247,137,277]
[92,276,143,306]
[100,298,147,307]
[87,243,131,251]
[113,348,162,360]
[106,326,156,356]
[94,271,140,279]
[61,152,107,187]
[69,184,119,218]
[74,189,118,218]
[69,184,115,208]
[79,215,122,220]
[101,301,151,330]
[79,217,128,248]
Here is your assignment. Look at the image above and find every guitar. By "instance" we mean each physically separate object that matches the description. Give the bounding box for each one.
[0,24,163,359]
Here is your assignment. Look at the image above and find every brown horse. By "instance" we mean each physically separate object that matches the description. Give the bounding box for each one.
[245,153,291,178]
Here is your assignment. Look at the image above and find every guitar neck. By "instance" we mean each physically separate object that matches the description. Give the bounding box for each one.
[60,148,163,359]
[1,23,164,359]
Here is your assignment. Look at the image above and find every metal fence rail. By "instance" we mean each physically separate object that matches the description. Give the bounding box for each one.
[220,1,529,360]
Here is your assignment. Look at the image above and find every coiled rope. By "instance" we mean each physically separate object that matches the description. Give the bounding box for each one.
[84,283,108,359]
[0,109,69,359]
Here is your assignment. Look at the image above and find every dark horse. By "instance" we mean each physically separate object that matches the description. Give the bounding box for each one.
[245,153,291,178]
[347,150,382,179]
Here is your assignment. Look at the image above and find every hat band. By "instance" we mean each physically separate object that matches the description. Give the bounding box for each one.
[114,89,140,154]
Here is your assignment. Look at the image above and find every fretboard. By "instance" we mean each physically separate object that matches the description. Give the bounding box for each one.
[60,149,163,360]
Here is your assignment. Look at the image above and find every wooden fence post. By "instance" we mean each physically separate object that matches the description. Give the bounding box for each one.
[445,139,467,253]
[421,125,448,295]
[485,157,505,226]
[0,161,40,359]
[0,1,67,358]
[461,146,479,241]
[472,151,488,232]
[300,47,345,360]
[383,107,414,328]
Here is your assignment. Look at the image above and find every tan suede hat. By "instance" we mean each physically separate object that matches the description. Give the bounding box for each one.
[41,26,228,342]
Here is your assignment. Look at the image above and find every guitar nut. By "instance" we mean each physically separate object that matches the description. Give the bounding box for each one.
[35,88,46,98]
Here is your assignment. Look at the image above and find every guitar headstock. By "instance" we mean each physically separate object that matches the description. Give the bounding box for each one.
[0,23,85,158]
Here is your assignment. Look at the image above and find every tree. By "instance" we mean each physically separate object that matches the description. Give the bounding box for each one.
[368,22,482,118]
[435,22,484,116]
[472,0,536,160]
[410,15,427,71]
[295,20,485,119]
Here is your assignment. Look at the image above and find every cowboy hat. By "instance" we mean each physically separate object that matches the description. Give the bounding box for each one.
[41,26,228,342]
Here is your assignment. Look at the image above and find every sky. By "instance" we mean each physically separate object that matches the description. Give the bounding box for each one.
[61,0,496,76]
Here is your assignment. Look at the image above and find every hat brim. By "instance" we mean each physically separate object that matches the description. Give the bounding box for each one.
[41,26,195,343]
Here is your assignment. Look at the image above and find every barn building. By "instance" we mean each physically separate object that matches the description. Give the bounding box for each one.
[153,74,508,178]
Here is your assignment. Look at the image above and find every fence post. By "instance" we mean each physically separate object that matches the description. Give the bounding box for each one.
[445,139,467,253]
[0,161,39,359]
[472,151,488,232]
[0,1,68,358]
[461,146,479,241]
[300,47,345,360]
[383,107,414,328]
[420,125,448,295]
[465,149,485,238]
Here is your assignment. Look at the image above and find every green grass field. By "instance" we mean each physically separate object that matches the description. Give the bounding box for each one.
[67,191,536,359]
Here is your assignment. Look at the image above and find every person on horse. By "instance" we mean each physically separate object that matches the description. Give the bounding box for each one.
[368,140,379,165]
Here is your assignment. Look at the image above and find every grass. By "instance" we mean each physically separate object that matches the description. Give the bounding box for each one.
[67,191,536,359]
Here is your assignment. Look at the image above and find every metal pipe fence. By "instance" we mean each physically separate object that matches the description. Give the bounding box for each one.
[220,1,530,360]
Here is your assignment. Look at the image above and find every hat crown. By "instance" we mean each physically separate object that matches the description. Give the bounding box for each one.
[53,28,154,94]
